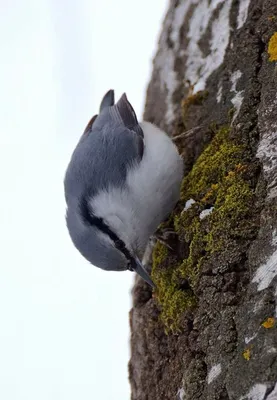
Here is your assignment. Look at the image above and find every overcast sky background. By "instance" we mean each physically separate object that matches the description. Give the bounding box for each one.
[0,1,168,399]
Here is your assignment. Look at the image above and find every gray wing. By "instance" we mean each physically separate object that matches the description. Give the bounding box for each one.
[82,90,115,135]
[64,91,144,204]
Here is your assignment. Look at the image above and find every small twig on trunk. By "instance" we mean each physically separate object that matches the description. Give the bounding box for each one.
[172,125,204,142]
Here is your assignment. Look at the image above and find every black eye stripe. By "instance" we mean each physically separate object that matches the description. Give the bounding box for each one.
[80,198,133,267]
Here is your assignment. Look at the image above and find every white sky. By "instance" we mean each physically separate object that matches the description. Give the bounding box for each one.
[0,1,168,399]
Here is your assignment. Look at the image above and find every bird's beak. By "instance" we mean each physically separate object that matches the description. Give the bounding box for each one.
[132,257,155,288]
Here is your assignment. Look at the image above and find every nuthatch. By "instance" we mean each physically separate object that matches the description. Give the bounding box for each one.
[64,90,183,287]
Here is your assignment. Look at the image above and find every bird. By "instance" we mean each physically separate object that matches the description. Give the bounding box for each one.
[64,90,183,288]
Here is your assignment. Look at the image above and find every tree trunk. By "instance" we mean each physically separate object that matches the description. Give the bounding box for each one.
[129,1,277,399]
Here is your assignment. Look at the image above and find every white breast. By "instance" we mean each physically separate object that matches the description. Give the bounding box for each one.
[90,121,183,257]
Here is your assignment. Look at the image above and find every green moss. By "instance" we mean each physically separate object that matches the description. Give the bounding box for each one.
[152,241,168,267]
[205,173,255,252]
[152,241,195,333]
[177,127,256,280]
[180,127,245,201]
[152,126,259,333]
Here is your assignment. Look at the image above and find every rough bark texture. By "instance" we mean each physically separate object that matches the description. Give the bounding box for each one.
[129,1,277,399]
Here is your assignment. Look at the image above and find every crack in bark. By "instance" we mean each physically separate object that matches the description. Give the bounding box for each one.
[129,1,277,398]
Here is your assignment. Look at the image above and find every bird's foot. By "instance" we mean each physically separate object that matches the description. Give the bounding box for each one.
[152,229,177,251]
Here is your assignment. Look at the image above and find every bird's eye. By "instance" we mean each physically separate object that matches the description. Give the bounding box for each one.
[127,261,134,272]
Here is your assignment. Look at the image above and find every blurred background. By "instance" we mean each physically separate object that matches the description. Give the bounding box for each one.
[0,1,168,399]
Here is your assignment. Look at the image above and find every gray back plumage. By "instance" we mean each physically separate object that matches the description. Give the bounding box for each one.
[64,91,144,205]
[64,90,144,271]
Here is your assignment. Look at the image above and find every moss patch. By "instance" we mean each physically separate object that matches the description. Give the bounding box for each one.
[152,126,260,333]
[268,32,277,61]
[152,241,196,333]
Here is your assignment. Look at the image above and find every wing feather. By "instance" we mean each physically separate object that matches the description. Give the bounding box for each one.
[65,91,144,203]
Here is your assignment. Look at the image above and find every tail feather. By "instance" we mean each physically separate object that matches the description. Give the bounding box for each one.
[99,89,115,112]
[113,93,144,138]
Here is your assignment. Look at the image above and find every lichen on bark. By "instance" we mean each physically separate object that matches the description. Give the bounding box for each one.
[129,1,277,399]
[268,32,277,61]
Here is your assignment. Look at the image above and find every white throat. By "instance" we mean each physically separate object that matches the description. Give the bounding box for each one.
[89,121,183,258]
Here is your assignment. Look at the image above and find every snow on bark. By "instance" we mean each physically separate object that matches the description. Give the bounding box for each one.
[199,207,214,220]
[186,0,232,93]
[252,231,277,291]
[155,1,192,124]
[177,387,186,400]
[230,70,244,122]
[207,363,222,384]
[267,382,277,400]
[257,94,277,199]
[239,384,267,400]
[155,0,233,124]
[237,0,252,30]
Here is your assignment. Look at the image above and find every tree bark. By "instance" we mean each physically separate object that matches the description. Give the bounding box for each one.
[129,1,277,399]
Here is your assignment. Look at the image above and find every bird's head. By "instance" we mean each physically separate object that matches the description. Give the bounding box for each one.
[66,203,155,288]
[64,89,155,288]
